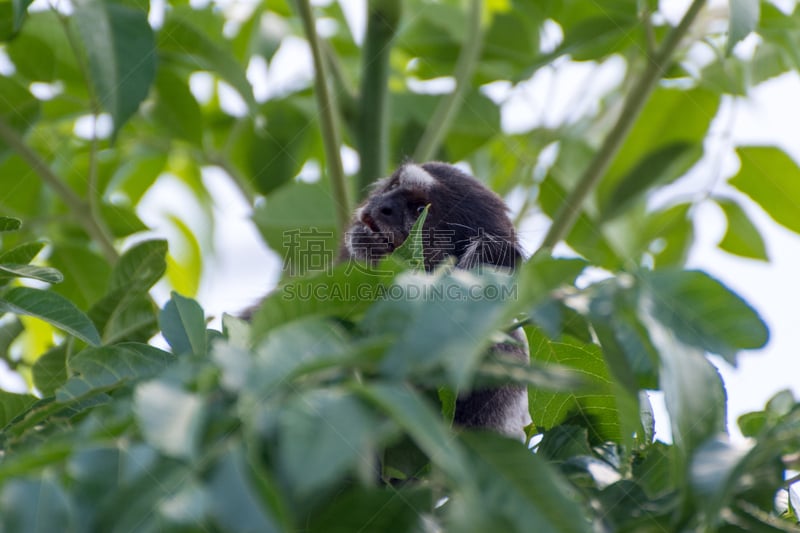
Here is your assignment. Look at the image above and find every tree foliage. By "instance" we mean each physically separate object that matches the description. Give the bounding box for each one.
[1,0,800,531]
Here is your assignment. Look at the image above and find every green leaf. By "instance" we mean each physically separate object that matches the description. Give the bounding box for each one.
[0,264,63,284]
[91,291,157,344]
[0,287,101,345]
[5,11,83,87]
[479,4,542,81]
[242,99,315,195]
[134,379,205,460]
[0,317,23,359]
[640,303,726,455]
[537,425,593,462]
[0,390,38,427]
[632,441,676,496]
[357,382,470,485]
[159,292,206,356]
[72,0,156,137]
[104,149,167,205]
[691,435,783,527]
[0,76,40,158]
[0,217,21,232]
[150,67,203,146]
[599,142,703,220]
[588,279,659,390]
[455,432,592,533]
[474,357,587,392]
[32,344,68,396]
[98,203,149,238]
[727,0,759,55]
[517,255,587,308]
[158,11,256,112]
[250,258,404,340]
[600,87,719,205]
[111,239,168,291]
[390,204,428,267]
[278,388,383,496]
[221,313,251,349]
[538,173,620,269]
[13,0,33,29]
[639,203,694,268]
[164,214,202,297]
[308,486,432,533]
[57,342,174,401]
[363,269,518,390]
[716,198,768,261]
[639,269,769,363]
[4,32,54,80]
[527,328,620,443]
[737,411,767,438]
[87,240,165,343]
[0,240,44,264]
[555,11,640,63]
[730,146,800,235]
[0,477,72,532]
[207,443,282,533]
[48,245,111,309]
[587,279,662,447]
[252,179,338,277]
[229,318,350,396]
[391,91,500,160]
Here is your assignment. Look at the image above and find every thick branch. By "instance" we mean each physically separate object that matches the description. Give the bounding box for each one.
[0,118,119,263]
[356,0,401,199]
[413,0,484,163]
[296,0,351,233]
[537,0,707,255]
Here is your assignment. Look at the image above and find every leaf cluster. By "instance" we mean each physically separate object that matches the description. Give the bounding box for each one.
[0,214,793,531]
[1,0,800,531]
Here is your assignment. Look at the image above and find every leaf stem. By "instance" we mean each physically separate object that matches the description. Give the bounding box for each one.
[0,118,119,263]
[295,0,351,233]
[412,0,484,163]
[356,0,401,198]
[55,7,118,262]
[537,0,707,256]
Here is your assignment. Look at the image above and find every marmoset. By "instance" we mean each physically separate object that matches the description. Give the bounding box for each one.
[345,162,531,439]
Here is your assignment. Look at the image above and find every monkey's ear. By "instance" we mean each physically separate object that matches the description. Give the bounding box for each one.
[457,233,523,270]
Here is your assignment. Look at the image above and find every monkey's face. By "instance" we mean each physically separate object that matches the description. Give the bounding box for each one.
[344,163,522,269]
[345,164,434,264]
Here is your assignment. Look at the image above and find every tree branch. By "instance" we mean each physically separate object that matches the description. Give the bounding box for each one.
[356,0,401,199]
[0,118,119,263]
[537,0,707,256]
[413,0,484,163]
[295,0,351,234]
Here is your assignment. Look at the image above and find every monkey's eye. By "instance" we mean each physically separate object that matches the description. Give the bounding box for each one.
[416,205,426,214]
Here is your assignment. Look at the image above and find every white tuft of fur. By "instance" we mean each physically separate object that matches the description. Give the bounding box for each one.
[400,164,437,189]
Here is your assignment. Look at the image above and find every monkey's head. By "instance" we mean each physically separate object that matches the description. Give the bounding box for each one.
[344,162,523,270]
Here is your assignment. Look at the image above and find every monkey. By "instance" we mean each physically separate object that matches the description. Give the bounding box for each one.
[242,162,531,440]
[344,162,523,271]
[344,162,532,440]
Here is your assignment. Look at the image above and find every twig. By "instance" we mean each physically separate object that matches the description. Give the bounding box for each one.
[295,0,351,233]
[413,0,484,162]
[537,0,707,256]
